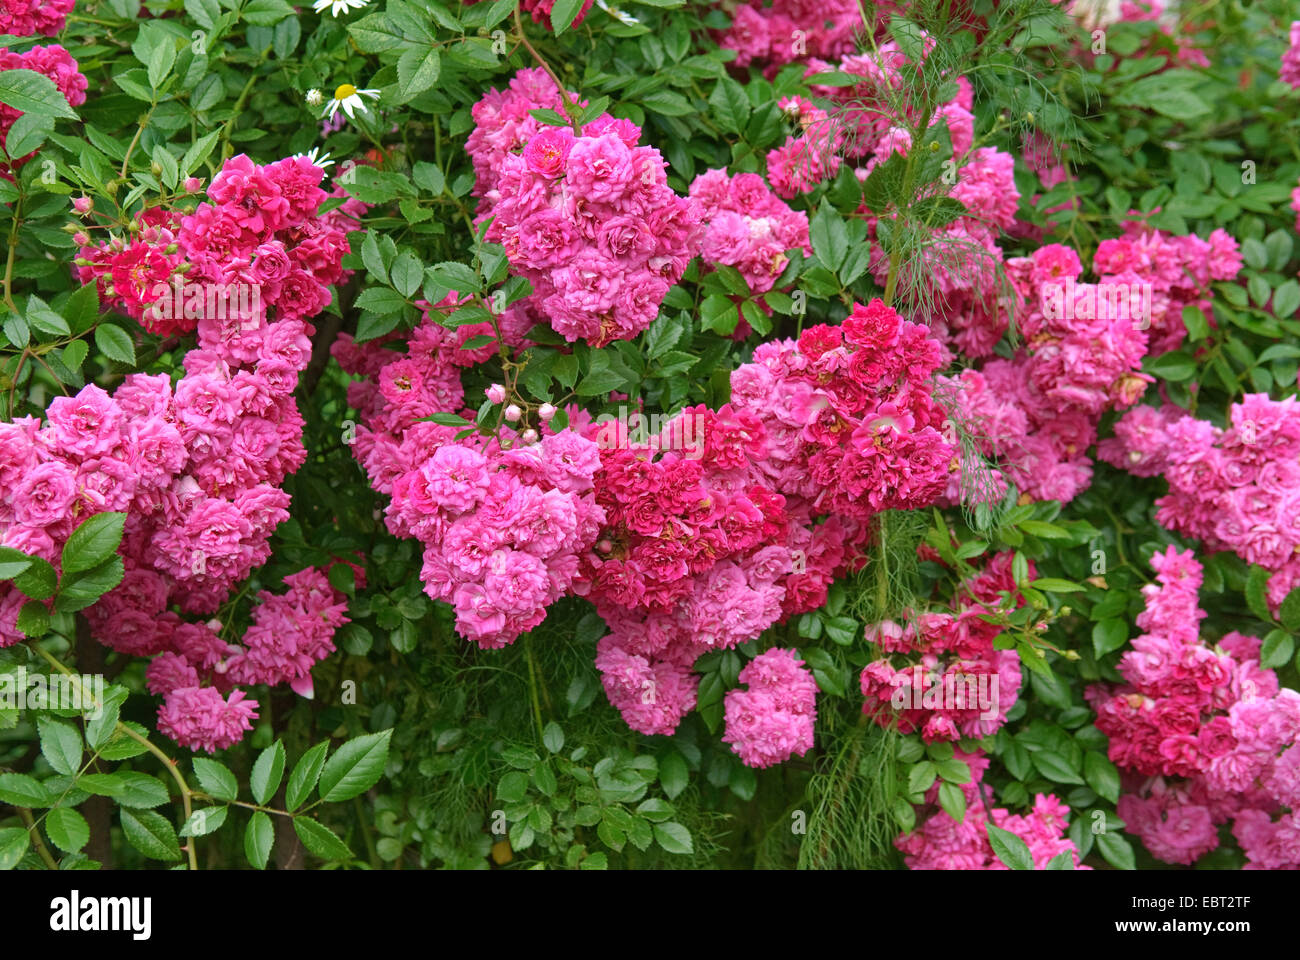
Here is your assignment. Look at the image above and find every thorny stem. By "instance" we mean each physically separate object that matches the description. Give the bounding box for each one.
[31,642,200,870]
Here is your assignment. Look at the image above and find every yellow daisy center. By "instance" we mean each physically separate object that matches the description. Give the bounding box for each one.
[334,84,358,100]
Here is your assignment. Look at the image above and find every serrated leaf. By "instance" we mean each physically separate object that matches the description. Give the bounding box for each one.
[250,741,286,805]
[180,805,228,838]
[652,820,693,854]
[986,822,1033,869]
[287,740,330,810]
[293,817,352,861]
[37,716,82,776]
[318,730,391,802]
[121,808,182,861]
[243,811,273,869]
[94,324,135,364]
[61,512,125,574]
[45,807,89,853]
[192,758,238,803]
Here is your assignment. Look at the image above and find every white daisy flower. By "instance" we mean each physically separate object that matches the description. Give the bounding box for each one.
[294,147,335,170]
[312,0,370,17]
[595,0,639,25]
[305,88,323,106]
[324,84,380,120]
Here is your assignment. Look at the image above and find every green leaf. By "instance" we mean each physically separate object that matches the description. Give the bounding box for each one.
[1096,830,1136,870]
[0,69,79,120]
[822,615,858,646]
[16,600,49,638]
[250,740,286,805]
[61,512,126,574]
[0,827,30,870]
[496,770,529,803]
[1031,750,1085,785]
[986,822,1034,869]
[179,805,229,837]
[1028,577,1085,593]
[121,808,182,861]
[45,807,89,853]
[1084,751,1120,803]
[1273,280,1300,320]
[94,324,135,364]
[0,550,31,581]
[286,740,330,810]
[396,46,441,102]
[243,0,293,25]
[658,751,688,800]
[1146,351,1197,382]
[55,555,125,612]
[937,781,966,822]
[936,758,971,784]
[652,820,693,854]
[810,202,849,271]
[5,112,53,159]
[0,772,52,807]
[192,757,238,803]
[76,773,124,798]
[293,817,352,861]
[550,0,585,33]
[244,811,273,869]
[1245,564,1274,623]
[37,716,82,776]
[542,722,564,754]
[0,548,51,595]
[1092,617,1129,658]
[26,295,70,337]
[318,730,391,802]
[116,772,170,809]
[1278,587,1300,633]
[1259,629,1294,670]
[708,77,750,134]
[908,761,937,794]
[1045,850,1075,869]
[700,294,739,336]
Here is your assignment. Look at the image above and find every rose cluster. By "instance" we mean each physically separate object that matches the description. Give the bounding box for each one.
[714,0,862,73]
[1086,546,1300,867]
[0,44,86,181]
[688,167,812,297]
[0,0,74,37]
[582,403,828,736]
[722,647,818,768]
[730,298,957,523]
[1,153,354,751]
[142,565,352,753]
[332,311,604,650]
[944,221,1241,506]
[76,153,361,337]
[859,552,1026,742]
[1099,394,1300,613]
[470,68,704,345]
[896,749,1089,869]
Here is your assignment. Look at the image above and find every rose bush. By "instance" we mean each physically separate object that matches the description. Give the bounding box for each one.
[0,0,1298,871]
